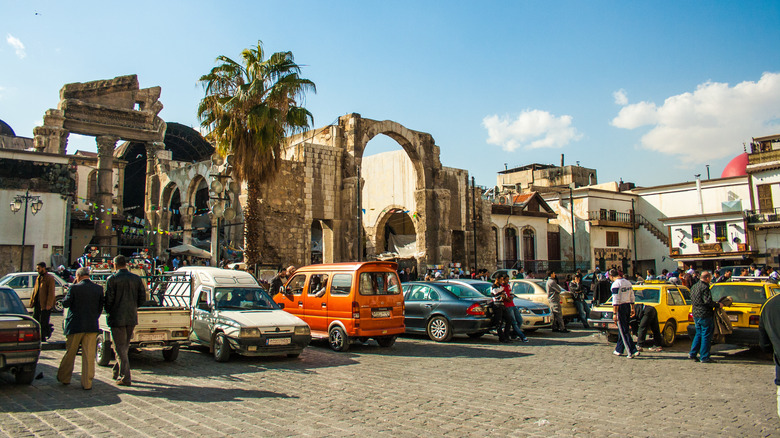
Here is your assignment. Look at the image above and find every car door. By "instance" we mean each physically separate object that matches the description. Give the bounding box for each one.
[665,287,689,333]
[303,274,327,332]
[191,287,213,344]
[403,284,428,332]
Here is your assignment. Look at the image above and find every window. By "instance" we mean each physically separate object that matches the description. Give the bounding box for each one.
[330,274,352,296]
[286,274,306,296]
[679,288,691,305]
[691,224,704,243]
[440,284,484,299]
[6,275,30,288]
[406,285,428,301]
[425,289,441,301]
[666,289,683,306]
[634,288,661,303]
[308,274,329,297]
[0,289,26,314]
[715,222,727,242]
[608,210,617,221]
[599,208,607,220]
[606,231,619,247]
[359,272,401,295]
[511,282,530,295]
[757,184,774,213]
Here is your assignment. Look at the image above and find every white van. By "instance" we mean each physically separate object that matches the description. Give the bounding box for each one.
[177,267,311,362]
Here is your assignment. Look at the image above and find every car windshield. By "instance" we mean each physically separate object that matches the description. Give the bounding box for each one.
[604,288,660,304]
[440,284,485,299]
[467,282,493,296]
[214,287,277,310]
[711,285,767,305]
[0,288,27,314]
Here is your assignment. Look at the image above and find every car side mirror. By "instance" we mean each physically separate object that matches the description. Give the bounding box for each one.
[277,302,285,309]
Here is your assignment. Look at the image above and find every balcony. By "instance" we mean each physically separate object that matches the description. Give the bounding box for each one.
[587,210,637,229]
[748,149,780,166]
[746,208,780,228]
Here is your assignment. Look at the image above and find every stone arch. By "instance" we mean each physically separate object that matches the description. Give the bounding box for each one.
[186,175,209,211]
[371,205,419,256]
[350,118,437,191]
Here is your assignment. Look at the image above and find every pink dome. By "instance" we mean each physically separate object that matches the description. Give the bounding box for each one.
[721,152,748,178]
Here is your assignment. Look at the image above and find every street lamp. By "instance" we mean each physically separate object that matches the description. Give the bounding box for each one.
[9,190,43,272]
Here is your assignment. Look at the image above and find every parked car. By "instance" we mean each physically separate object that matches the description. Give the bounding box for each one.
[437,279,552,332]
[588,281,692,346]
[686,278,780,345]
[274,262,403,352]
[717,265,764,278]
[0,286,41,384]
[402,281,492,341]
[184,267,311,361]
[0,271,69,312]
[508,279,577,321]
[490,269,518,280]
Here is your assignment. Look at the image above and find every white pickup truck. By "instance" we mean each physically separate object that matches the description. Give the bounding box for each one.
[90,271,192,365]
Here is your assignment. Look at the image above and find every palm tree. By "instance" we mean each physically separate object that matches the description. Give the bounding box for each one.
[198,42,315,266]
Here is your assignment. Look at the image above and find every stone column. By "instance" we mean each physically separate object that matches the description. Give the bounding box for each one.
[144,142,164,255]
[95,135,118,249]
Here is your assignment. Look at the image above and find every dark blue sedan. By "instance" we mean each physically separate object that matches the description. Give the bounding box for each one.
[402,281,493,342]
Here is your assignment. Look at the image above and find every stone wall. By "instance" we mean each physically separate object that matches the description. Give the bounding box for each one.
[259,160,308,267]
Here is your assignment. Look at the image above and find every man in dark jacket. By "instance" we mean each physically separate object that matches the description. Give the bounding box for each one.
[759,294,780,419]
[689,271,721,363]
[30,262,57,340]
[57,267,104,389]
[104,255,146,386]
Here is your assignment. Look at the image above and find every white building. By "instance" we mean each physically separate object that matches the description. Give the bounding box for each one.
[490,192,557,272]
[744,133,780,266]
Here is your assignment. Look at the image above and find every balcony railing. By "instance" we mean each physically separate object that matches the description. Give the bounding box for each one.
[746,208,780,224]
[587,210,633,223]
[747,149,780,165]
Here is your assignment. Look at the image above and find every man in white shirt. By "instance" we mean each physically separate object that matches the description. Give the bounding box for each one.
[610,269,639,358]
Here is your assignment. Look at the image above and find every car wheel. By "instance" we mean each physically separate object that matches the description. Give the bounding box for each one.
[15,365,36,385]
[607,333,619,343]
[328,326,350,352]
[53,298,64,313]
[162,345,179,362]
[427,316,452,342]
[213,333,231,362]
[376,335,397,347]
[96,333,113,367]
[661,321,676,347]
[467,332,485,339]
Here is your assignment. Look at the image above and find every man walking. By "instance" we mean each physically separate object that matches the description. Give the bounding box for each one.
[610,269,639,358]
[759,293,780,419]
[57,267,104,390]
[689,271,721,363]
[546,270,568,333]
[30,262,56,340]
[570,274,590,328]
[104,255,146,386]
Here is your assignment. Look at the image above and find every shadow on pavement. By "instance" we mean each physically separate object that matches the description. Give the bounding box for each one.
[322,336,533,359]
[119,381,296,402]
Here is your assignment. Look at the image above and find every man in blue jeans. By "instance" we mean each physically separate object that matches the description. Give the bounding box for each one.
[689,271,722,363]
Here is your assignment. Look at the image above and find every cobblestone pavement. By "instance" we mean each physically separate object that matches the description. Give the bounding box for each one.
[1,315,778,437]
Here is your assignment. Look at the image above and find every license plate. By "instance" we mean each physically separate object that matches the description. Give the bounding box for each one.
[138,333,166,341]
[728,315,738,322]
[372,310,391,318]
[267,337,291,346]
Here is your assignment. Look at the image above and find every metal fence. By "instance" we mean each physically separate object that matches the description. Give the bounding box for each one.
[90,271,192,308]
[746,208,780,224]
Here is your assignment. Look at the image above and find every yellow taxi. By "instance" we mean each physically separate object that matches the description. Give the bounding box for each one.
[686,277,780,345]
[508,279,577,321]
[588,280,692,346]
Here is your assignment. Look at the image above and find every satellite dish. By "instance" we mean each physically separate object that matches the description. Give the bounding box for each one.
[210,180,224,194]
[211,154,225,166]
[224,207,236,220]
[212,203,224,218]
[225,154,234,166]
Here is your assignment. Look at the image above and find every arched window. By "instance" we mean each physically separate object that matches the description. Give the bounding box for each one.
[504,227,518,268]
[87,170,98,204]
[523,228,536,262]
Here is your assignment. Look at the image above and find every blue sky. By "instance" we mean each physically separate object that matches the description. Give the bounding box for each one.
[1,1,779,187]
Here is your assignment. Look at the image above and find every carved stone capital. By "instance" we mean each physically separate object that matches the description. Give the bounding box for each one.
[96,135,119,156]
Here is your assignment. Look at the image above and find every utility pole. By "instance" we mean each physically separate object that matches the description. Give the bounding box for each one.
[471,177,478,272]
[570,186,575,272]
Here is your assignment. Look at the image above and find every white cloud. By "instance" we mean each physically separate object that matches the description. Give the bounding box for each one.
[483,109,583,151]
[6,34,25,59]
[611,72,780,163]
[613,89,628,105]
